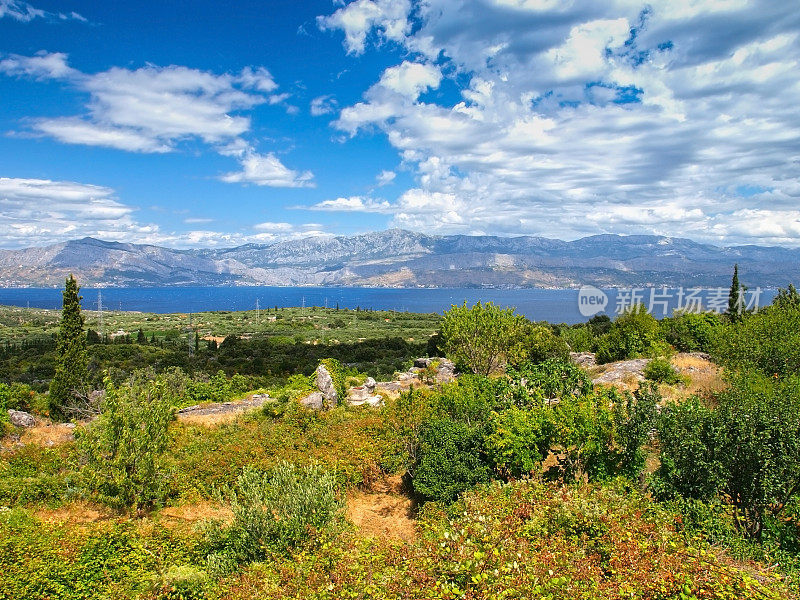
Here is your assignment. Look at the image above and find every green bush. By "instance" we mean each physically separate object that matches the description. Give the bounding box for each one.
[653,396,724,502]
[643,357,684,384]
[77,370,176,513]
[486,407,554,478]
[413,417,492,503]
[503,359,592,408]
[661,311,720,353]
[596,304,667,364]
[204,461,340,575]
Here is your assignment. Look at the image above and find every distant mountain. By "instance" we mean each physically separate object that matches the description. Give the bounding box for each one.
[1,230,798,288]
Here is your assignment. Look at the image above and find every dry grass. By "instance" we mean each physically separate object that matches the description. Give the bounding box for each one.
[34,501,113,525]
[346,475,417,542]
[159,501,233,524]
[671,352,726,400]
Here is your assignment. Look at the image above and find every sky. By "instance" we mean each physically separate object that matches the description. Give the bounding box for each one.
[0,0,799,249]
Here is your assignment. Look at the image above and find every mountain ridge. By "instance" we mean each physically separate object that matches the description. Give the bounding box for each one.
[0,229,798,288]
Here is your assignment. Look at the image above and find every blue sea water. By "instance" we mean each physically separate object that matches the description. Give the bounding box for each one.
[0,286,778,325]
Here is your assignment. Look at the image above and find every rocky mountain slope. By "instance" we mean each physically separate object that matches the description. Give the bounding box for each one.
[0,230,797,288]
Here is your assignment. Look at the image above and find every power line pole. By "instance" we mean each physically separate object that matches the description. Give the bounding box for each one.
[97,290,104,338]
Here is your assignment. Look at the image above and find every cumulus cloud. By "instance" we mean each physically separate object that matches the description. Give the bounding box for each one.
[0,0,85,22]
[220,150,314,188]
[0,177,329,249]
[310,94,338,116]
[317,0,411,55]
[319,0,800,245]
[375,170,396,186]
[307,196,392,212]
[0,52,315,187]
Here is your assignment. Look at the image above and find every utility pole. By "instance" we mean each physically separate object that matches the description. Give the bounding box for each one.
[97,290,104,338]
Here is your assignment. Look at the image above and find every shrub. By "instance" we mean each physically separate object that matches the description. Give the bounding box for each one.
[413,417,492,503]
[440,301,529,375]
[503,359,592,408]
[596,304,666,364]
[76,370,176,514]
[486,407,554,478]
[204,462,340,574]
[653,395,724,502]
[661,311,721,353]
[643,357,684,384]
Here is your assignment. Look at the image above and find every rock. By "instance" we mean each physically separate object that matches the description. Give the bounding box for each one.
[592,358,650,384]
[570,352,597,367]
[414,358,432,368]
[347,385,384,407]
[436,359,456,382]
[300,391,324,410]
[364,377,376,392]
[8,409,35,428]
[315,364,338,409]
[64,423,76,429]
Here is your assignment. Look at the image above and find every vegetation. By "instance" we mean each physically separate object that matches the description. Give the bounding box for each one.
[77,370,176,514]
[48,275,88,417]
[1,277,800,598]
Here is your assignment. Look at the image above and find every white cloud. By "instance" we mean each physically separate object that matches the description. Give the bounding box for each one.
[0,177,152,247]
[378,61,442,99]
[0,0,85,22]
[320,0,800,245]
[253,221,295,232]
[0,177,331,249]
[220,150,314,188]
[0,51,76,79]
[375,170,396,186]
[310,94,338,116]
[1,53,316,188]
[307,196,392,212]
[317,0,412,55]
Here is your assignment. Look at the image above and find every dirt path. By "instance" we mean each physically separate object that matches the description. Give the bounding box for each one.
[347,475,417,542]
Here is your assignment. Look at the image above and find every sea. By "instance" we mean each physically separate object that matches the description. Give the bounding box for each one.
[0,286,778,325]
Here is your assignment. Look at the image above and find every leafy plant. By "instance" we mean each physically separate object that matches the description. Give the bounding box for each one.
[204,462,340,574]
[413,417,492,503]
[77,370,176,514]
[643,357,685,384]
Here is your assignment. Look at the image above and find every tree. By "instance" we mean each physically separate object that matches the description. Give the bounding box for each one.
[440,301,529,375]
[48,274,88,417]
[77,369,176,514]
[727,264,746,321]
[595,304,665,364]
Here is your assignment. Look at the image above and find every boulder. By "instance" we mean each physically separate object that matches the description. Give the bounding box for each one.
[315,363,338,409]
[364,377,376,392]
[570,352,597,367]
[436,359,456,382]
[300,391,324,410]
[8,409,35,428]
[414,358,432,368]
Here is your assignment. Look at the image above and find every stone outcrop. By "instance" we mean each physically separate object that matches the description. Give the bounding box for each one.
[570,352,597,367]
[300,391,325,410]
[592,358,650,384]
[7,409,36,428]
[315,363,338,409]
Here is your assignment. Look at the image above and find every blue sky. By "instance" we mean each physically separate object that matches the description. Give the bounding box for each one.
[1,0,799,249]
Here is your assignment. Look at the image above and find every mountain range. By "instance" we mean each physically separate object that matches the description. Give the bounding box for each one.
[0,229,798,289]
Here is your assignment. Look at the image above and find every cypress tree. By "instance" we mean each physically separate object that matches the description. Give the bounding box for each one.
[49,275,89,417]
[727,264,744,321]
